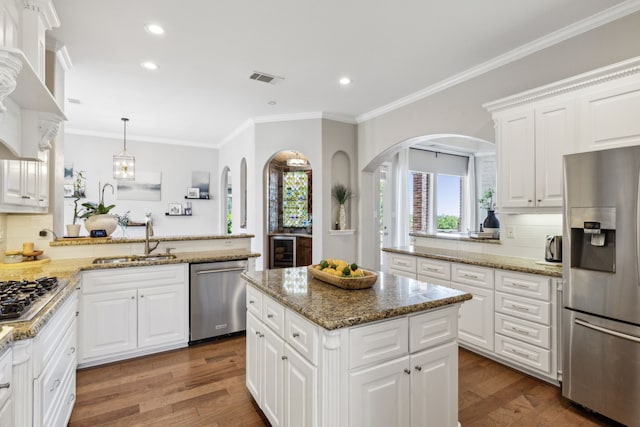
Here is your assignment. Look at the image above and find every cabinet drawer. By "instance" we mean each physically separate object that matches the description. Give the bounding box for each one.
[82,264,188,293]
[495,291,550,325]
[0,348,11,409]
[495,270,551,301]
[285,309,318,365]
[349,317,408,369]
[495,334,551,375]
[246,285,263,318]
[33,291,77,376]
[416,258,451,281]
[387,253,416,273]
[495,313,550,349]
[35,320,77,426]
[409,307,458,353]
[263,295,285,336]
[451,263,494,289]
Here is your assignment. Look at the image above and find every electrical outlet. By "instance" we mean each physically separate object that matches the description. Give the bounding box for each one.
[506,226,515,239]
[38,230,49,240]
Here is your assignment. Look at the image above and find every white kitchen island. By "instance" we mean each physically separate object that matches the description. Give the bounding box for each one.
[242,267,472,427]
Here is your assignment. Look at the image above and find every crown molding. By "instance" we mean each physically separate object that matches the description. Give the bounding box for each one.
[356,0,640,124]
[65,127,215,149]
[483,56,640,112]
[24,0,60,29]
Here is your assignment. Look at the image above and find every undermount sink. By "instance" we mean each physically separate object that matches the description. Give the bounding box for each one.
[92,254,177,264]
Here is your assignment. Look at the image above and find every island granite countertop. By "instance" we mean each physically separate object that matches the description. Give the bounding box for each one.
[383,245,562,278]
[241,266,471,330]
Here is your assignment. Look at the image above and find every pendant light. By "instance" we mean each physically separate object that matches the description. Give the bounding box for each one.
[286,151,307,167]
[113,117,135,180]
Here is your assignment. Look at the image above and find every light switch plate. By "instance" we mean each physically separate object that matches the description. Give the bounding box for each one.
[506,226,515,238]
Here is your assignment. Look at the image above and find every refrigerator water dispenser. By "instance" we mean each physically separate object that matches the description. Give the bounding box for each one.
[569,207,616,273]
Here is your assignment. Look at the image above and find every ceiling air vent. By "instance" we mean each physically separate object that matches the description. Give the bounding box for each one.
[249,71,284,85]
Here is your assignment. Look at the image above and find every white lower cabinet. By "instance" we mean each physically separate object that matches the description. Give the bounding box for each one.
[79,264,188,367]
[246,283,461,427]
[0,346,12,427]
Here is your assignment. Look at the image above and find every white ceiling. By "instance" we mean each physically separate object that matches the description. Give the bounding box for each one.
[50,0,631,148]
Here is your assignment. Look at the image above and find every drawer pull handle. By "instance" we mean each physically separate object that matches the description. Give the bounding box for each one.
[414,366,422,371]
[68,347,76,355]
[404,368,411,375]
[0,382,9,389]
[510,282,530,289]
[267,314,274,319]
[249,300,255,304]
[255,331,261,335]
[511,326,530,335]
[426,267,439,272]
[281,356,288,361]
[396,261,409,266]
[50,379,61,392]
[511,304,531,312]
[259,334,264,338]
[68,393,76,405]
[462,273,479,279]
[510,348,530,359]
[292,332,300,338]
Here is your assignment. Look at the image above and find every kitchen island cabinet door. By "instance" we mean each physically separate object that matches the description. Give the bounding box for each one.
[410,340,458,427]
[261,325,284,427]
[349,356,410,427]
[138,284,187,349]
[245,313,262,402]
[79,289,137,361]
[451,282,494,351]
[284,343,316,427]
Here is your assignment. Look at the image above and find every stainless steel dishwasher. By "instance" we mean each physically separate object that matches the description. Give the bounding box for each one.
[189,260,248,343]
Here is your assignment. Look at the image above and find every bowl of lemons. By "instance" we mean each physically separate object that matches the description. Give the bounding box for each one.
[308,258,378,290]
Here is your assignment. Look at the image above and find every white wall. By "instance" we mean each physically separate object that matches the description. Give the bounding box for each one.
[64,133,219,238]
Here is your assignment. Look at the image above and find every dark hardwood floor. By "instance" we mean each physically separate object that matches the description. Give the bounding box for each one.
[69,335,622,426]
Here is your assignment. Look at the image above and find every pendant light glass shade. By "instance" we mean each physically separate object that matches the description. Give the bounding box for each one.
[113,117,135,180]
[286,152,307,167]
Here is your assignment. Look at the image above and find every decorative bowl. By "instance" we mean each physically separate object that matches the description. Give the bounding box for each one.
[307,265,378,290]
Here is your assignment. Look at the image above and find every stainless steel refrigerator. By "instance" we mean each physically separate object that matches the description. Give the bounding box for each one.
[563,146,640,427]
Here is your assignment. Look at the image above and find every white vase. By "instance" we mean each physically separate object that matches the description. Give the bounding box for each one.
[84,214,118,236]
[339,204,346,230]
[66,224,81,238]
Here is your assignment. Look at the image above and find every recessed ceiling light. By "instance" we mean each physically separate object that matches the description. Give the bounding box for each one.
[268,100,277,105]
[145,24,165,35]
[339,77,351,85]
[141,61,159,70]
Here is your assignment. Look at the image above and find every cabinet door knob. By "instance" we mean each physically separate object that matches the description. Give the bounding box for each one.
[267,314,274,319]
[292,332,300,338]
[0,382,9,389]
[537,199,542,203]
[131,296,135,300]
[281,355,288,361]
[528,199,532,203]
[255,331,261,335]
[259,334,264,338]
[140,294,144,298]
[415,365,422,371]
[249,300,255,304]
[404,368,411,375]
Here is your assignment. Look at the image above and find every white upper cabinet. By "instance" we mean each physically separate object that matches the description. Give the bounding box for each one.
[485,56,640,212]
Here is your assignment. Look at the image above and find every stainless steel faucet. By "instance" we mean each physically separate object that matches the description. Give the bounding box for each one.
[144,213,159,255]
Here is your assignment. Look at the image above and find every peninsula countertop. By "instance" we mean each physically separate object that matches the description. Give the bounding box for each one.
[241,266,472,330]
[383,245,562,278]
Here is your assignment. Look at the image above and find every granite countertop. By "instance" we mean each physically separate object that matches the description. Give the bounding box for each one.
[1,248,260,341]
[242,267,472,330]
[383,245,562,278]
[49,233,254,246]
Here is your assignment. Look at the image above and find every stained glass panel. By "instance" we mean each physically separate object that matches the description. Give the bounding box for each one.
[283,171,309,227]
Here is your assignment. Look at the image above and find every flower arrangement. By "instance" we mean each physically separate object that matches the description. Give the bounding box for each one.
[478,188,496,211]
[80,182,116,219]
[331,183,352,205]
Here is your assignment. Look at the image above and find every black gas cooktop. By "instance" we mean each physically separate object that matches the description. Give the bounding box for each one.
[0,277,61,321]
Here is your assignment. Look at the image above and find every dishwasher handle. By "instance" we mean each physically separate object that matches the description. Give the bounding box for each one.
[196,267,246,275]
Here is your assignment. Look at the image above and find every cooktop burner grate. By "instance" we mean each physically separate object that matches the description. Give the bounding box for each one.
[0,277,60,321]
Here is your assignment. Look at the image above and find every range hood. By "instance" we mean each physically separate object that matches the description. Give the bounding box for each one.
[0,48,65,161]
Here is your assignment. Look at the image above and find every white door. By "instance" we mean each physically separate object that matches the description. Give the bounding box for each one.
[535,99,575,207]
[261,326,284,427]
[23,160,38,206]
[138,284,187,349]
[2,160,24,205]
[79,289,137,361]
[410,341,458,427]
[245,313,262,402]
[451,282,495,351]
[284,344,316,427]
[497,109,536,208]
[349,356,410,427]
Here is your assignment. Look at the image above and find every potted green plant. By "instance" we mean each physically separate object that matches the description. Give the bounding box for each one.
[66,170,86,237]
[478,188,499,237]
[81,182,118,236]
[332,183,352,230]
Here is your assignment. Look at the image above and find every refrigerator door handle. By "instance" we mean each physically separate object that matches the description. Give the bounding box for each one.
[575,318,640,344]
[637,169,640,285]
